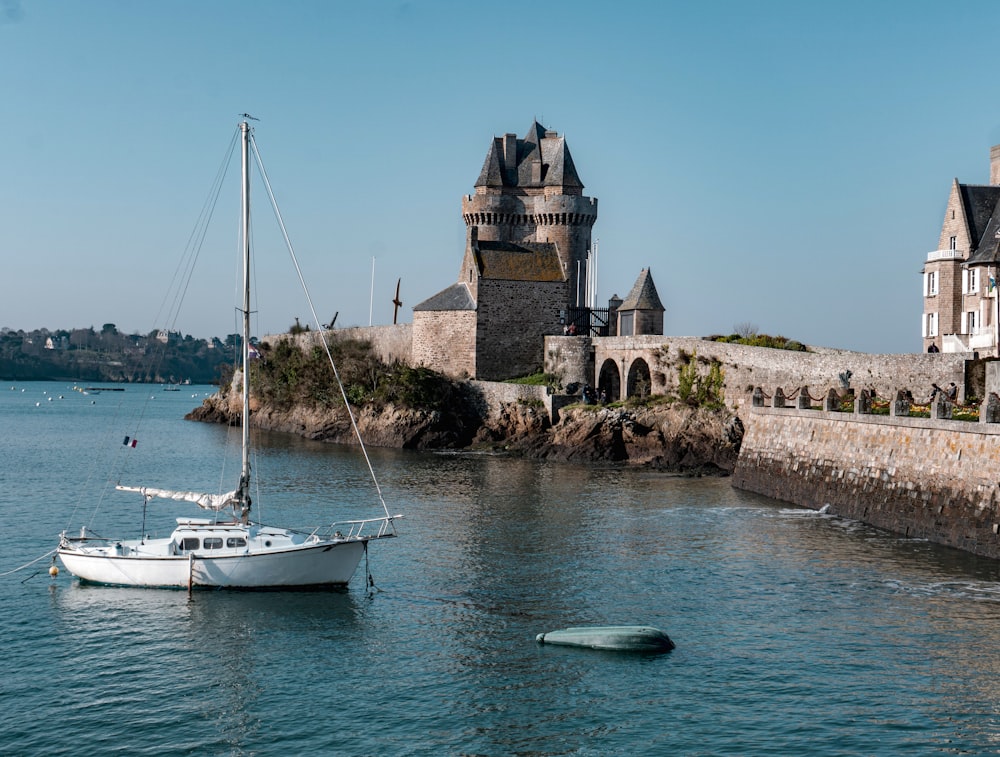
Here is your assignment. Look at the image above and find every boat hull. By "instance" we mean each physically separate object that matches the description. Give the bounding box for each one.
[57,539,369,589]
[535,625,675,653]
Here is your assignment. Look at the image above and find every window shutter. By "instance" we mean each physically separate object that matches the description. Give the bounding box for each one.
[961,311,968,334]
[962,269,969,294]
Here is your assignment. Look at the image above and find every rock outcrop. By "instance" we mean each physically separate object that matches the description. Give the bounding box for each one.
[509,405,743,472]
[187,391,743,474]
[187,394,481,450]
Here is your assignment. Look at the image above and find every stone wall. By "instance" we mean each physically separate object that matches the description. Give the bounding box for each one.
[987,361,1000,395]
[412,310,476,377]
[475,279,566,380]
[267,324,988,423]
[545,336,592,389]
[469,380,548,421]
[265,324,412,366]
[545,335,973,411]
[733,406,1000,559]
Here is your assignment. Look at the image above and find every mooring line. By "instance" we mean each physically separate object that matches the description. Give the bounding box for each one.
[0,548,58,578]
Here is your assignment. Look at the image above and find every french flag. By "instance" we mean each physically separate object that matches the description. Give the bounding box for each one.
[123,436,138,448]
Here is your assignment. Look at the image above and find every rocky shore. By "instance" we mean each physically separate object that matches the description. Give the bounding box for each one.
[187,387,744,474]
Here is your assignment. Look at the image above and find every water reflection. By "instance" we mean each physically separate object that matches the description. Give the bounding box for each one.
[49,582,367,756]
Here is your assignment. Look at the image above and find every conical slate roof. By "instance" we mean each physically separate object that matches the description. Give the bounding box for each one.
[474,140,505,188]
[474,121,583,190]
[618,268,664,311]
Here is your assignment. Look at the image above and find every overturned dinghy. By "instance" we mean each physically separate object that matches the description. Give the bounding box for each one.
[536,625,674,653]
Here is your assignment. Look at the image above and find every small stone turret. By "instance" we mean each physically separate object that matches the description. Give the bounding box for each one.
[616,268,665,336]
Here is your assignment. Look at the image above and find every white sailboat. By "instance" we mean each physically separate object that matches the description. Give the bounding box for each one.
[57,119,400,589]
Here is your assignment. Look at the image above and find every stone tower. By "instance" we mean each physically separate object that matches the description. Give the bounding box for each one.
[461,121,598,309]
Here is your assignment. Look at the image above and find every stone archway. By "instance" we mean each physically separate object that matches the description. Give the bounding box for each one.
[598,358,621,402]
[627,358,651,399]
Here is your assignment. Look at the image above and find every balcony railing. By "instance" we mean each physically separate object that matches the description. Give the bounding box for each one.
[926,249,967,262]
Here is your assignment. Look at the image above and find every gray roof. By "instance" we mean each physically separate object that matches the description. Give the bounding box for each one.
[474,240,564,282]
[474,121,583,191]
[963,184,1000,266]
[618,268,664,311]
[413,283,475,312]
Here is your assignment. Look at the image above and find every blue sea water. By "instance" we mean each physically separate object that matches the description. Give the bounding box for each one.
[3,381,1000,756]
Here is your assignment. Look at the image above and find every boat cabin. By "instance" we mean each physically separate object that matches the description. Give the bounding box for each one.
[172,518,250,554]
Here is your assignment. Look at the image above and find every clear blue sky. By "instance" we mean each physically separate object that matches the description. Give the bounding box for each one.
[3,0,999,354]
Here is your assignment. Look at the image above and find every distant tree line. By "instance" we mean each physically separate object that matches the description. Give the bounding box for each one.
[0,324,240,384]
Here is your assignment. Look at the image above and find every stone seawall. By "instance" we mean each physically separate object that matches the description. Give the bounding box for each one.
[733,407,1000,559]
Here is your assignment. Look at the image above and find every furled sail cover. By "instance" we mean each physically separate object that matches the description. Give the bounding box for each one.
[116,485,238,511]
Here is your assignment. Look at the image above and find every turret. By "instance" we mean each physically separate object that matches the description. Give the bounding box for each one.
[461,121,597,308]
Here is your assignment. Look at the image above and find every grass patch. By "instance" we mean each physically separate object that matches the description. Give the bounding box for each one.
[707,333,809,351]
[505,372,560,391]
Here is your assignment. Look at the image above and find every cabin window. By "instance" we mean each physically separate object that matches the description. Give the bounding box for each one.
[180,538,200,551]
[203,537,223,549]
[227,537,247,548]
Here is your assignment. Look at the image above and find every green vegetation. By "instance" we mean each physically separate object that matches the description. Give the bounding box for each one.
[249,337,457,411]
[707,333,808,351]
[505,372,561,391]
[707,322,808,351]
[623,393,672,410]
[677,350,726,409]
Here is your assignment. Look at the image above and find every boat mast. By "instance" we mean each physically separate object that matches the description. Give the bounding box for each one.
[238,119,252,524]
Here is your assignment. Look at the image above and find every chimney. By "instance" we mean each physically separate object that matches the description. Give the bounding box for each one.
[503,133,517,174]
[991,145,1000,185]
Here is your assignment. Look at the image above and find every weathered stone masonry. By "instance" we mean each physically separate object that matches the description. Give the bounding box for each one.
[546,335,973,409]
[734,407,1000,559]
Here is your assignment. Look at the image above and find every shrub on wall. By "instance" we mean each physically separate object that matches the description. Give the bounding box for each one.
[677,350,726,409]
[706,333,809,352]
